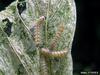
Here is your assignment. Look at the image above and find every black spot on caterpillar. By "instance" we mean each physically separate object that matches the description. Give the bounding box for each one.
[50,23,64,49]
[41,48,68,58]
[33,16,45,46]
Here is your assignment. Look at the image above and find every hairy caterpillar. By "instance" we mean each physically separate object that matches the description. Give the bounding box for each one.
[33,16,45,46]
[41,48,68,58]
[40,56,48,75]
[50,23,64,49]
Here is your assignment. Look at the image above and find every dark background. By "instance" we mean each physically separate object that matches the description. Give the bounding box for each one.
[0,0,15,11]
[0,0,100,74]
[72,0,100,74]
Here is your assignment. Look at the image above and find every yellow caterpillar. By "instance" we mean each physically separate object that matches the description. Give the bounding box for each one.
[33,16,45,46]
[41,48,68,58]
[50,23,64,49]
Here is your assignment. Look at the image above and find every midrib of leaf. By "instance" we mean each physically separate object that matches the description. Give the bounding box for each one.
[45,0,50,47]
[35,0,41,16]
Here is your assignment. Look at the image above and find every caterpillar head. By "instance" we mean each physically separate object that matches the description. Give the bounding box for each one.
[36,16,46,25]
[39,16,46,21]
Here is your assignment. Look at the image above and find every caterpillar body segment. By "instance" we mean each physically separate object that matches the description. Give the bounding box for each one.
[50,23,64,49]
[33,16,46,46]
[41,48,68,58]
[34,25,41,46]
[40,56,48,75]
[51,50,67,58]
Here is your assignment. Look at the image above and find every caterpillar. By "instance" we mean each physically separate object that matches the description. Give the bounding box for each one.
[40,56,48,75]
[33,16,45,46]
[50,23,64,49]
[41,48,68,58]
[33,16,48,75]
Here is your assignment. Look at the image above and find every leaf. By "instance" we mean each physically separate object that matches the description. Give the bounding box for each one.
[0,0,76,75]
